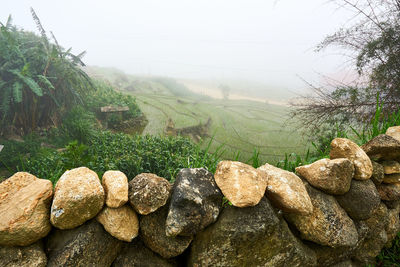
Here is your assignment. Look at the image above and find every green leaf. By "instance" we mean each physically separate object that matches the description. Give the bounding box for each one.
[37,75,55,90]
[9,69,43,97]
[12,81,23,103]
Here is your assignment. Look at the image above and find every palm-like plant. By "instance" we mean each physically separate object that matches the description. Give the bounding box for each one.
[0,9,94,135]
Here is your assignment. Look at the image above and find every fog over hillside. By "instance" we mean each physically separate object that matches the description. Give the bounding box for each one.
[2,0,354,98]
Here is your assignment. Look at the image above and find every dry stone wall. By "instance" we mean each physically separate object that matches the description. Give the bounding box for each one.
[2,127,400,266]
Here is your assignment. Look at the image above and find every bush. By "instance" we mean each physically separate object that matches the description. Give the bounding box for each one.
[20,131,220,183]
[61,106,97,144]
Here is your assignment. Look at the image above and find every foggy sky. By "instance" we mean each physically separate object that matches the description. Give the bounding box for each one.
[2,0,354,91]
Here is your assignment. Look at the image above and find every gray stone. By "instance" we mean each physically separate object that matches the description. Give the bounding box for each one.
[285,184,358,248]
[0,241,47,267]
[358,202,389,239]
[335,179,380,220]
[112,239,177,267]
[361,134,400,161]
[140,203,192,258]
[166,168,223,237]
[188,197,317,267]
[46,219,123,267]
[371,161,384,185]
[295,158,354,195]
[128,173,171,215]
[385,207,400,246]
[376,182,400,201]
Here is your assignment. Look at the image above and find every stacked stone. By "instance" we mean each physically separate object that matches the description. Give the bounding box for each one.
[1,128,400,266]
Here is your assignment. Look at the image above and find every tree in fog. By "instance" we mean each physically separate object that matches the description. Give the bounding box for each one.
[292,0,400,131]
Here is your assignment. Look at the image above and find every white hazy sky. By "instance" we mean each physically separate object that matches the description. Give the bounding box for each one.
[2,0,354,90]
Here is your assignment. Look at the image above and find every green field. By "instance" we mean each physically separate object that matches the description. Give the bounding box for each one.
[86,67,309,164]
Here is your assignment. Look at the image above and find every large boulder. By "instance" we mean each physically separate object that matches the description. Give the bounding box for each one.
[386,126,400,141]
[0,172,53,246]
[376,182,400,201]
[46,219,123,267]
[111,239,177,267]
[140,203,192,258]
[371,161,384,185]
[330,138,372,180]
[166,168,223,237]
[128,173,171,215]
[50,167,105,229]
[215,161,267,207]
[188,197,317,267]
[285,184,358,248]
[258,163,313,214]
[102,170,128,208]
[295,158,354,195]
[0,241,47,267]
[335,179,380,220]
[361,134,400,161]
[96,205,139,242]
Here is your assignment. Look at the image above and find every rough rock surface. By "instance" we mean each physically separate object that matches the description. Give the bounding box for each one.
[353,229,388,265]
[96,205,139,242]
[215,161,267,207]
[0,241,47,267]
[335,179,380,220]
[381,160,400,174]
[386,126,400,142]
[285,184,358,248]
[140,203,192,258]
[102,170,128,208]
[330,138,373,180]
[371,161,384,185]
[128,173,171,215]
[383,173,400,184]
[385,207,400,245]
[376,183,400,201]
[361,134,400,161]
[359,202,389,239]
[0,172,53,246]
[46,219,123,267]
[166,168,222,237]
[258,163,313,214]
[111,239,177,267]
[188,197,317,267]
[295,158,354,195]
[330,260,360,267]
[50,167,105,229]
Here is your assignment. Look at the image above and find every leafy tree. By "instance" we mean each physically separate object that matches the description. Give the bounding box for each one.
[0,9,93,135]
[292,0,400,131]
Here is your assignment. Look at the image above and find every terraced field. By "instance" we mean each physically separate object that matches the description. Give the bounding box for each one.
[86,67,309,164]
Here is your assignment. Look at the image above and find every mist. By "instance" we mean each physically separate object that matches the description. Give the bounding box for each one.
[2,0,353,95]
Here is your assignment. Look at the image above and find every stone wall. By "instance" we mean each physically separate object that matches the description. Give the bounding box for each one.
[2,127,400,267]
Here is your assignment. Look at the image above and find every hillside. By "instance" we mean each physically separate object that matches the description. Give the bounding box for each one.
[85,67,309,164]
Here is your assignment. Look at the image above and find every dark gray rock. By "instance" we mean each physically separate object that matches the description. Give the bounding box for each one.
[285,184,358,248]
[371,161,384,185]
[361,134,400,161]
[112,239,177,267]
[140,203,192,258]
[128,173,171,215]
[166,168,223,237]
[376,182,400,201]
[358,202,389,239]
[385,207,400,246]
[335,179,380,220]
[188,197,317,267]
[46,219,123,267]
[0,241,47,267]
